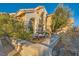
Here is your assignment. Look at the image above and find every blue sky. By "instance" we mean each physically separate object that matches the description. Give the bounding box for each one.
[0,3,79,26]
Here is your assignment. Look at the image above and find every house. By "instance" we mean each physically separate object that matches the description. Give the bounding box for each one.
[16,6,47,33]
[7,6,74,34]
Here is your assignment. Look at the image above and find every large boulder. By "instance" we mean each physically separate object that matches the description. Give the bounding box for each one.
[20,43,49,56]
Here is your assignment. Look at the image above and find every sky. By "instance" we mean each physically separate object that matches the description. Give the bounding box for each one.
[0,3,79,26]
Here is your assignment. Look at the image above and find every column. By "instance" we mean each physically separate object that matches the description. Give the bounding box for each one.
[43,12,47,32]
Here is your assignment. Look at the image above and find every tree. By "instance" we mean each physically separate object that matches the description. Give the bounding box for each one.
[0,13,33,40]
[51,4,72,33]
[59,27,79,55]
[0,14,10,37]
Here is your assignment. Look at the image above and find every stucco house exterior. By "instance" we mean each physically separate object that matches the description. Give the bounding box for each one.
[0,6,74,34]
[16,6,47,33]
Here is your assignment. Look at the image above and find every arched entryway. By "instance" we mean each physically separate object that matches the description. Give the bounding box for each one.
[28,18,35,33]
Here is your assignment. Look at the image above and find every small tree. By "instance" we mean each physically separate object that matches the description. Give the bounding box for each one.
[51,4,72,33]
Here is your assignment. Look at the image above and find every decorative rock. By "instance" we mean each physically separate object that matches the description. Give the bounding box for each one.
[20,44,49,56]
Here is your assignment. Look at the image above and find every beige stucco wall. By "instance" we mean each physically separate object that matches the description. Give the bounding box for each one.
[16,14,26,22]
[46,15,53,34]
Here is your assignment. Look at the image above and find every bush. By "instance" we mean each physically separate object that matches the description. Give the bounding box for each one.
[0,14,33,41]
